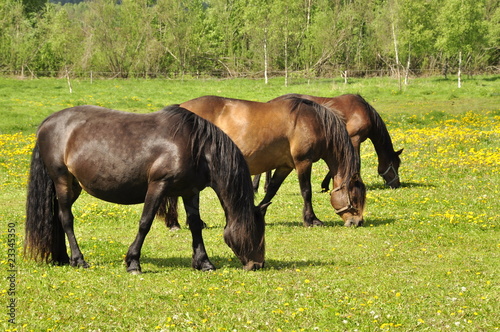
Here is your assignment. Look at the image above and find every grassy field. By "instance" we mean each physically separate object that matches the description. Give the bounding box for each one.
[1,76,499,331]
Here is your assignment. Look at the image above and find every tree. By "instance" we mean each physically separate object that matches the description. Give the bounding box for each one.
[485,1,500,68]
[397,0,438,79]
[154,0,205,76]
[0,0,42,77]
[84,0,157,77]
[436,0,487,87]
[240,0,272,81]
[22,0,48,16]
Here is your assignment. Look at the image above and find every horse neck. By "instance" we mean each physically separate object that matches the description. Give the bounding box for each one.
[316,101,361,186]
[371,133,397,164]
[325,134,360,188]
[366,110,397,165]
[187,107,256,226]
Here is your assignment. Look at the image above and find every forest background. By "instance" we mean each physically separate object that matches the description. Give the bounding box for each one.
[1,0,499,82]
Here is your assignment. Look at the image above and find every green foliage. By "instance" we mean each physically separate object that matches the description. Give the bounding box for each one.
[436,0,488,56]
[1,0,498,78]
[22,0,47,16]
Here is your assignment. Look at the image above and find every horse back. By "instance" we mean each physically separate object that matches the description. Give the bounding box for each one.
[36,106,202,204]
[277,94,372,144]
[181,96,314,174]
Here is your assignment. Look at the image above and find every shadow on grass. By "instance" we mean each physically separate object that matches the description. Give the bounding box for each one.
[316,181,435,193]
[142,256,336,272]
[141,256,194,271]
[366,181,436,191]
[362,217,397,227]
[262,258,336,270]
[267,217,396,228]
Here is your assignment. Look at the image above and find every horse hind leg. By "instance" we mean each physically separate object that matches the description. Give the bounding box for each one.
[125,182,169,274]
[54,177,87,267]
[252,174,262,193]
[252,170,272,193]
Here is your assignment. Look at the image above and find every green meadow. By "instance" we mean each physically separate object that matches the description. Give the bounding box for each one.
[1,76,499,331]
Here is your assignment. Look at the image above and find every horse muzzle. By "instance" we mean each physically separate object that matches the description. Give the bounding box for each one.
[243,260,265,271]
[343,215,364,227]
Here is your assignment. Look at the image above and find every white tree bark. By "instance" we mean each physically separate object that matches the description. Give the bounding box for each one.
[457,50,462,88]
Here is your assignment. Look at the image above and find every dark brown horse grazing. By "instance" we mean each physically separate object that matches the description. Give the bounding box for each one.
[24,105,266,273]
[174,95,366,227]
[259,94,403,191]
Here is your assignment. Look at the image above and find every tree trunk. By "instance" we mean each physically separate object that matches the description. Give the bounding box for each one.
[284,33,288,87]
[392,22,402,91]
[405,44,411,85]
[457,50,462,88]
[264,29,268,84]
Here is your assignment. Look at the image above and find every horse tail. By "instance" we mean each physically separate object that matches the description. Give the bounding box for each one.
[157,196,181,229]
[24,143,67,264]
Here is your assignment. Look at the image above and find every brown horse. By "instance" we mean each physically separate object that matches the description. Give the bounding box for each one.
[25,105,266,273]
[174,95,366,227]
[260,94,403,191]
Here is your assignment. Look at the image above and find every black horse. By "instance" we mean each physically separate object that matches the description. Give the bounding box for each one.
[24,105,267,273]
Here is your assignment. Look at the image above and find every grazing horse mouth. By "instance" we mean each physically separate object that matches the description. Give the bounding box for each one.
[243,260,265,271]
[379,163,400,188]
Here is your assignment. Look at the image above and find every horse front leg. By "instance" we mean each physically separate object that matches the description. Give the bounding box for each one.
[296,162,323,227]
[320,173,332,192]
[258,167,292,215]
[252,174,262,193]
[183,194,216,271]
[264,170,272,192]
[125,184,165,274]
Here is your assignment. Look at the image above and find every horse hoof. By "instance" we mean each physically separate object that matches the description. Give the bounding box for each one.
[129,270,142,275]
[312,220,325,227]
[194,261,216,271]
[304,220,324,227]
[70,259,89,268]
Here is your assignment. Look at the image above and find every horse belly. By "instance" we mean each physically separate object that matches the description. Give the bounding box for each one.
[78,177,149,205]
[67,154,150,205]
[241,141,294,175]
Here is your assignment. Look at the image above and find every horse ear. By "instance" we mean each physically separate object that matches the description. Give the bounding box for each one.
[396,148,404,155]
[258,202,272,214]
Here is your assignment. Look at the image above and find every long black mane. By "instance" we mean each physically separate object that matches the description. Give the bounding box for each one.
[161,106,260,254]
[172,106,255,207]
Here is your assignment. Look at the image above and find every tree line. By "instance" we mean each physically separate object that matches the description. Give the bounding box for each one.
[1,0,498,81]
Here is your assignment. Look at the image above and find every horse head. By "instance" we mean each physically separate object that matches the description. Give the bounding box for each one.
[378,148,403,188]
[224,202,270,271]
[330,173,366,227]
